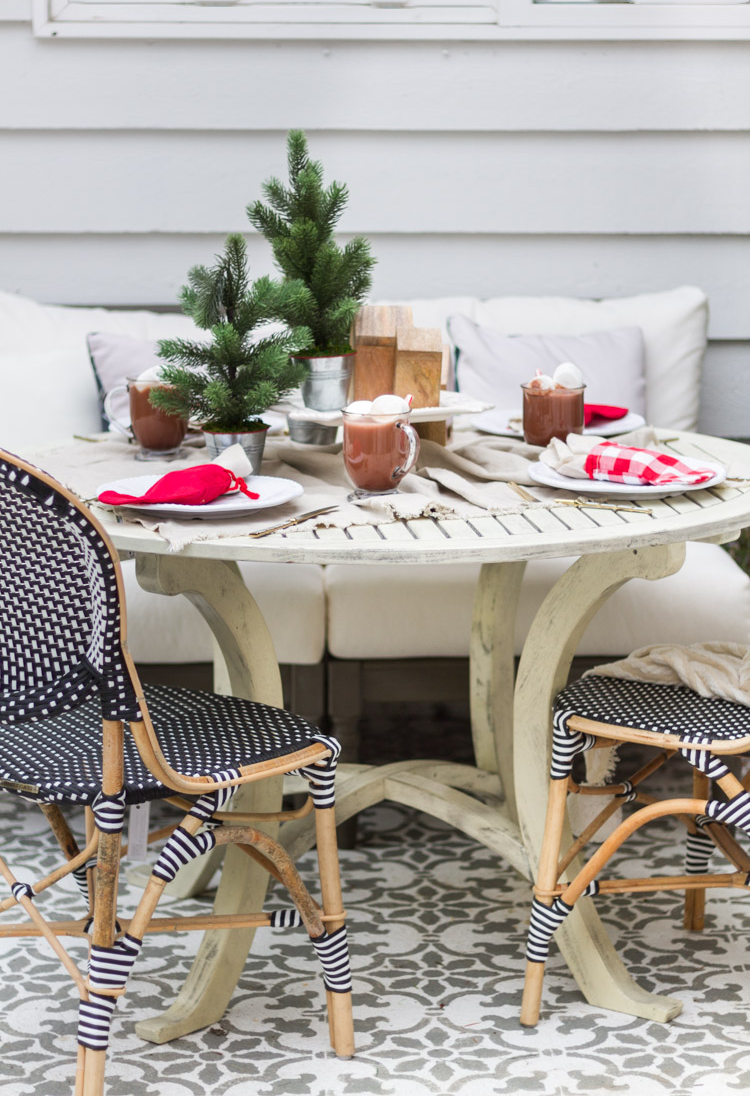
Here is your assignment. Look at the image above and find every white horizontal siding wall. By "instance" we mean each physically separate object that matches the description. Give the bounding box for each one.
[0,16,748,434]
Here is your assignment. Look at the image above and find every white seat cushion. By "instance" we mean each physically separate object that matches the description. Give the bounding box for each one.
[325,542,750,660]
[122,559,326,666]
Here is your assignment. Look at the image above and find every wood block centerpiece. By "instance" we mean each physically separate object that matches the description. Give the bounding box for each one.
[352,304,413,402]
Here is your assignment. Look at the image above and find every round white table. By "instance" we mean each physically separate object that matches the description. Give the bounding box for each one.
[80,430,750,1041]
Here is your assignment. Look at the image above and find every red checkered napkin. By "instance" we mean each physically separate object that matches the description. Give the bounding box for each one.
[583,442,716,486]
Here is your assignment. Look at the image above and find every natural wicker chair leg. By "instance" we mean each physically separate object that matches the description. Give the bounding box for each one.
[684,770,710,931]
[314,801,354,1058]
[521,777,569,1027]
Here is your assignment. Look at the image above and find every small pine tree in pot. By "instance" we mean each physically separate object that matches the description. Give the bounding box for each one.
[247,129,376,411]
[151,233,311,471]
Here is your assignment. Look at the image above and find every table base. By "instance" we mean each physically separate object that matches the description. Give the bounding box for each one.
[133,543,689,1044]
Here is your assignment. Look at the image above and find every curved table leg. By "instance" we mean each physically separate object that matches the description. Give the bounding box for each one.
[514,542,686,1021]
[132,554,284,1044]
[470,560,527,823]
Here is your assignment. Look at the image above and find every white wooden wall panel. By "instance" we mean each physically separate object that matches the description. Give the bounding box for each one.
[3,131,749,235]
[0,19,747,435]
[1,233,747,338]
[2,27,750,132]
[700,344,750,439]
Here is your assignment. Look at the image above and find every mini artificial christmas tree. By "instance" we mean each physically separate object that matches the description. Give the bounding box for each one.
[247,130,376,357]
[151,233,311,438]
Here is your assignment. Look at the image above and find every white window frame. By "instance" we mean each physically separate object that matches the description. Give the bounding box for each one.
[32,0,750,40]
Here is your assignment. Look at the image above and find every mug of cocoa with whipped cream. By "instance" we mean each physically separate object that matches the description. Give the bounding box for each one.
[522,362,585,448]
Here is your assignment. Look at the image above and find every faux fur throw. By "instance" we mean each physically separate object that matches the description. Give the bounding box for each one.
[585,642,750,708]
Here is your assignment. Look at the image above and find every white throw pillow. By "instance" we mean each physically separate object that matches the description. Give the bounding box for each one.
[380,286,708,431]
[87,332,164,426]
[449,317,647,424]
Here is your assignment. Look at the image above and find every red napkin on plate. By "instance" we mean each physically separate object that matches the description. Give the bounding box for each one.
[98,464,260,506]
[583,404,628,427]
[584,442,716,486]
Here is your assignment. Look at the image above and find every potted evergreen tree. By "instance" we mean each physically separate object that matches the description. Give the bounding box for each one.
[247,130,376,411]
[151,233,311,473]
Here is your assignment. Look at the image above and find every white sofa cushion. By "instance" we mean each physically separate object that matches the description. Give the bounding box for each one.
[325,542,750,660]
[383,286,708,431]
[0,290,200,448]
[121,559,326,666]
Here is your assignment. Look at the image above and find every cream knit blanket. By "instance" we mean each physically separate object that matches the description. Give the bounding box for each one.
[585,642,750,708]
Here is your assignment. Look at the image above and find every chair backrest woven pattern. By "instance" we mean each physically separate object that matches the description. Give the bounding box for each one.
[0,454,141,725]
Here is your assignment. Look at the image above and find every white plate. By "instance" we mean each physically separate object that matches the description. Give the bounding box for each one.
[472,408,646,438]
[96,473,303,519]
[285,390,492,427]
[528,456,727,499]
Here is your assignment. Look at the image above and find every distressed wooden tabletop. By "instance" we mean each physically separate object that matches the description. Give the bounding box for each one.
[100,430,750,563]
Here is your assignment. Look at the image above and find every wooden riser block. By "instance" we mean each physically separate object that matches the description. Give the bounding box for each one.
[393,324,443,409]
[393,357,442,409]
[352,345,395,402]
[416,420,448,446]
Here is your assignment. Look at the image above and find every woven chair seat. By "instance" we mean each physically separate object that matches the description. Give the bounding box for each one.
[556,675,750,742]
[0,683,321,806]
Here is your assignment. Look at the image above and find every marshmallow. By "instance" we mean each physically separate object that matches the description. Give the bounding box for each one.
[371,394,411,414]
[344,400,373,414]
[136,365,166,383]
[529,373,555,392]
[553,362,584,389]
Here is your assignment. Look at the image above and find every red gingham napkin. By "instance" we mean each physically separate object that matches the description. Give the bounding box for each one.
[584,442,716,486]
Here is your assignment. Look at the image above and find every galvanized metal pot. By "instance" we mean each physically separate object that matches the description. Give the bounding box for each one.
[295,353,355,412]
[203,426,268,475]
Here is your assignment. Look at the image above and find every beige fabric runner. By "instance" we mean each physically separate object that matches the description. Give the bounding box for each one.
[586,642,750,707]
[27,425,656,553]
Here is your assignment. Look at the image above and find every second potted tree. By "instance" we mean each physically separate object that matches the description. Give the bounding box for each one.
[151,232,310,473]
[248,130,376,411]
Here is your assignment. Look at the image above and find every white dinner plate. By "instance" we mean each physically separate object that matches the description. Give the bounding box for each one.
[472,408,646,439]
[96,473,304,519]
[528,456,727,499]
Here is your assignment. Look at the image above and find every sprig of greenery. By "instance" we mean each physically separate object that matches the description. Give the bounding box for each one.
[247,130,376,356]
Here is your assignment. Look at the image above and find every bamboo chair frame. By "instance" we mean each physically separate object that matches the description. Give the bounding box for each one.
[521,708,750,1028]
[0,451,354,1096]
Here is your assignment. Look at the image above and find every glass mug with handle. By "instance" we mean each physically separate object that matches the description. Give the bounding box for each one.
[104,376,188,461]
[342,398,421,500]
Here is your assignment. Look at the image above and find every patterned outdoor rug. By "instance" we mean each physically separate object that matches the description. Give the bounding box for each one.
[0,787,746,1096]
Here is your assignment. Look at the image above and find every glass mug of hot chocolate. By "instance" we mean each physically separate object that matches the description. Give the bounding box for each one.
[522,362,586,449]
[342,395,421,500]
[104,372,188,461]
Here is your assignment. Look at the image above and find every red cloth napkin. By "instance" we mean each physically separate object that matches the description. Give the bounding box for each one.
[98,464,260,506]
[583,404,628,427]
[584,442,716,486]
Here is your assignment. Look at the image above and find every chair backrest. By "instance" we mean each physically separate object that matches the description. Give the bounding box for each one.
[0,450,140,726]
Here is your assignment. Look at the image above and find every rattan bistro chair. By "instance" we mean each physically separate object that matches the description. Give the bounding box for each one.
[521,672,750,1026]
[0,449,353,1094]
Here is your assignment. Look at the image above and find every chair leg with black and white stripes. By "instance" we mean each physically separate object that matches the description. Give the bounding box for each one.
[521,677,750,1028]
[74,740,353,1092]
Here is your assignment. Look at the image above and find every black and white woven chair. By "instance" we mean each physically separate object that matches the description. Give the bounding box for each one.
[520,671,750,1026]
[0,449,353,1094]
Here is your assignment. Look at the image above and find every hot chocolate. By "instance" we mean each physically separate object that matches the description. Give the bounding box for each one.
[130,382,187,454]
[342,395,420,496]
[522,363,585,448]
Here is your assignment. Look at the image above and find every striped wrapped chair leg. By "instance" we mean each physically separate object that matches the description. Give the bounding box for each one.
[521,672,750,1027]
[0,450,354,1096]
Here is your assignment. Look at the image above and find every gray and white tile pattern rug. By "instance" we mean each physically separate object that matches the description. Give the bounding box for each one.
[0,793,747,1096]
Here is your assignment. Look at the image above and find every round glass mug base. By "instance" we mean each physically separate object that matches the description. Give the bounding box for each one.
[347,487,400,503]
[134,445,187,462]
